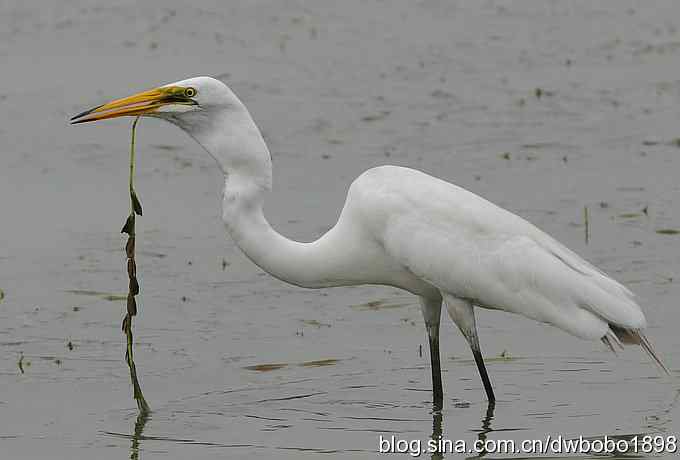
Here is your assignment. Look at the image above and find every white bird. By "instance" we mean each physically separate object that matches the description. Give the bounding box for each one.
[72,76,668,409]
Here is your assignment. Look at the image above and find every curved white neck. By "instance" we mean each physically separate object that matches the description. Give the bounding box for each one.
[221,175,344,288]
[180,99,347,288]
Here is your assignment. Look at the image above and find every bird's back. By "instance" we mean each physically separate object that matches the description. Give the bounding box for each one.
[346,165,646,340]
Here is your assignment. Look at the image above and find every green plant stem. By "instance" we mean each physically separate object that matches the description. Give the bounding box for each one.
[130,117,138,201]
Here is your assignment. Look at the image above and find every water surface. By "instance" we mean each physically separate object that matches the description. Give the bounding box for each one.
[1,1,679,458]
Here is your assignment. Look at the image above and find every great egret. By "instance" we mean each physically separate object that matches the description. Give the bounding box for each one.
[72,76,668,409]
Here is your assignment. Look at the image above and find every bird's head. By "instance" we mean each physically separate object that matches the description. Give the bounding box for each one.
[71,76,272,186]
[71,76,234,128]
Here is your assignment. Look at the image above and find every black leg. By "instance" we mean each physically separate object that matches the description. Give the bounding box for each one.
[444,296,496,403]
[420,295,444,411]
[472,348,495,403]
[428,329,443,411]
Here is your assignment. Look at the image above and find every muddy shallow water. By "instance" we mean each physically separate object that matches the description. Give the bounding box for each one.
[2,1,680,458]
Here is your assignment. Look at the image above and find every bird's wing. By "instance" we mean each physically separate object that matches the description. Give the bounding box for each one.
[353,166,645,339]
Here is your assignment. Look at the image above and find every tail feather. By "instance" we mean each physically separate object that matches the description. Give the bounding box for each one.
[607,325,670,375]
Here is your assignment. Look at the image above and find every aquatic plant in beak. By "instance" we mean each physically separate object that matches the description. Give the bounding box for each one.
[71,82,203,414]
[120,117,150,414]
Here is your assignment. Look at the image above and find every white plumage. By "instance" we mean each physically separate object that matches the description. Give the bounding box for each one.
[72,76,668,408]
[354,165,644,338]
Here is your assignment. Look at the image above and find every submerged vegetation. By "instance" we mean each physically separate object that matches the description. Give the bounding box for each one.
[656,229,680,235]
[244,358,341,372]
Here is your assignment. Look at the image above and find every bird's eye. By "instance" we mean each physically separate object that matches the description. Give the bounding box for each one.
[184,87,197,98]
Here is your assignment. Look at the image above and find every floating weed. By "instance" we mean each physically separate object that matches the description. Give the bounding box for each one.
[151,143,180,151]
[120,117,150,414]
[67,341,74,351]
[654,275,674,285]
[0,288,4,302]
[641,138,680,148]
[351,299,409,311]
[521,142,564,150]
[244,363,288,372]
[584,206,590,244]
[300,319,332,328]
[300,358,339,367]
[66,290,127,301]
[534,87,555,99]
[105,294,127,301]
[137,250,166,259]
[361,111,390,122]
[17,353,24,374]
[618,213,641,219]
[656,229,680,235]
[244,358,341,372]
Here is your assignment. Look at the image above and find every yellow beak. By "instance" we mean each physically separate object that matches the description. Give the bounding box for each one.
[71,86,193,124]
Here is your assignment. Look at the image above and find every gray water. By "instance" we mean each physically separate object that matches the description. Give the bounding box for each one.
[1,1,679,458]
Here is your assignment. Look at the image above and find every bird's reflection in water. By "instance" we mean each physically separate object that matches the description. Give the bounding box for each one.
[429,401,496,460]
[129,411,150,460]
[471,401,496,459]
[430,410,444,460]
